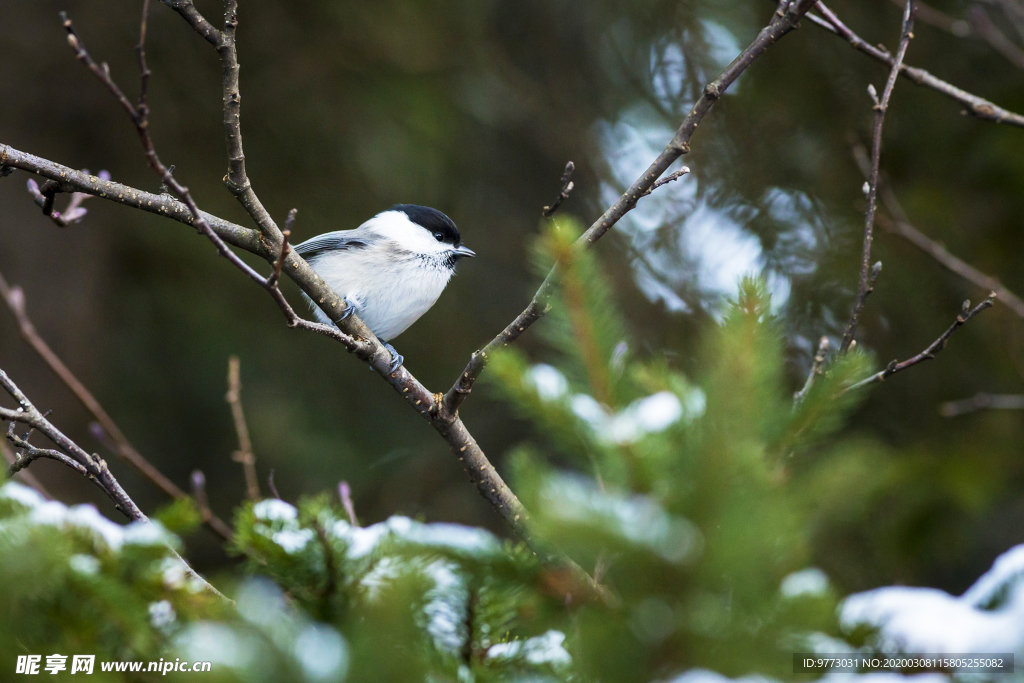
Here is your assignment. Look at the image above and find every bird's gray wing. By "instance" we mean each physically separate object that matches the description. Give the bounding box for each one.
[293,231,369,261]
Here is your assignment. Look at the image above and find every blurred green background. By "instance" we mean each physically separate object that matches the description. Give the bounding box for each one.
[1,0,1022,595]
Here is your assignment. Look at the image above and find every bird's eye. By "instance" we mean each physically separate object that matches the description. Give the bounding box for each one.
[433,232,444,242]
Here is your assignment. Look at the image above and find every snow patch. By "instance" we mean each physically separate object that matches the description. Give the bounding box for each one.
[487,631,572,667]
[841,543,1024,653]
[253,499,298,522]
[781,568,829,598]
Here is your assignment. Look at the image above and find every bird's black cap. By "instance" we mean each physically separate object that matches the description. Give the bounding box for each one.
[391,204,462,246]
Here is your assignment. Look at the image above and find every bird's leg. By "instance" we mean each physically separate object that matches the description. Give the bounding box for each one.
[334,300,356,324]
[379,339,404,373]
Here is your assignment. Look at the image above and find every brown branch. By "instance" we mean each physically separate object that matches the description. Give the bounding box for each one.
[25,173,107,226]
[0,436,53,498]
[443,0,819,415]
[0,268,233,540]
[809,2,1024,127]
[641,166,691,197]
[994,0,1024,44]
[968,5,1024,70]
[338,481,358,526]
[939,392,1024,417]
[839,0,915,353]
[226,356,260,502]
[850,144,1024,321]
[845,294,996,392]
[267,469,282,500]
[190,469,219,529]
[541,162,576,218]
[0,369,144,519]
[158,0,280,241]
[794,335,831,403]
[0,371,224,597]
[269,209,296,288]
[886,0,969,37]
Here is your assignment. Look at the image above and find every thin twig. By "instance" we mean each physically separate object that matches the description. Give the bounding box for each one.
[0,437,53,498]
[226,356,260,502]
[845,294,996,392]
[939,392,1024,417]
[267,469,282,500]
[443,0,819,416]
[886,0,969,36]
[794,335,831,404]
[839,0,915,353]
[641,166,691,197]
[850,144,1024,320]
[0,268,233,539]
[269,209,296,287]
[968,5,1024,70]
[25,172,108,226]
[0,369,143,519]
[338,480,358,526]
[541,162,576,218]
[0,369,224,597]
[809,2,1024,127]
[190,470,216,527]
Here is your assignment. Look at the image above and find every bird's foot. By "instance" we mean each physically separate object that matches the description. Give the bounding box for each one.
[334,300,356,324]
[380,340,404,374]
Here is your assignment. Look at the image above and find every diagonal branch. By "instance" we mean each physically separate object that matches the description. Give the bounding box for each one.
[0,268,233,539]
[808,2,1024,128]
[0,436,53,498]
[443,0,819,415]
[0,369,223,597]
[939,392,1024,417]
[226,356,260,502]
[839,0,915,353]
[0,369,144,519]
[845,294,996,392]
[849,144,1024,321]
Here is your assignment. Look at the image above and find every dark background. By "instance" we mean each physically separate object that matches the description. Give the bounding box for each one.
[1,0,1022,592]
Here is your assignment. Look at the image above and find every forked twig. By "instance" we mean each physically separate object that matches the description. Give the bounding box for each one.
[845,294,996,392]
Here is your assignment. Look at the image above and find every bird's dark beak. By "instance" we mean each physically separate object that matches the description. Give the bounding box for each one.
[453,245,476,258]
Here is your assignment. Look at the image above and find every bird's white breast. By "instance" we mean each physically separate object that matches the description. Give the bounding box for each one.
[308,245,453,341]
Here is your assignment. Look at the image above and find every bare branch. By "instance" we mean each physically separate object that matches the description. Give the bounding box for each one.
[809,2,1024,127]
[939,392,1024,417]
[850,144,1024,320]
[794,335,831,404]
[25,172,108,226]
[444,0,819,415]
[839,0,915,353]
[0,268,233,540]
[0,370,224,596]
[845,294,996,392]
[0,369,144,519]
[642,166,691,197]
[338,481,359,527]
[269,209,296,288]
[267,469,282,500]
[190,469,219,529]
[968,5,1024,71]
[886,0,969,36]
[226,356,260,502]
[0,436,53,498]
[541,162,576,218]
[6,424,90,478]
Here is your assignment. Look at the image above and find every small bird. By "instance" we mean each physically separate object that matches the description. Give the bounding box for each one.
[294,204,475,372]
